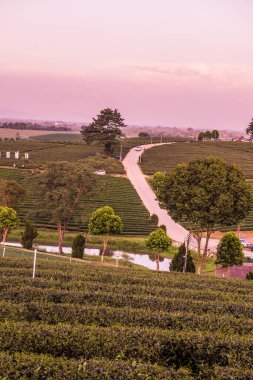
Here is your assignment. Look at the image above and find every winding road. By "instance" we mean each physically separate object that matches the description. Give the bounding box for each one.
[123,143,218,252]
[123,143,189,243]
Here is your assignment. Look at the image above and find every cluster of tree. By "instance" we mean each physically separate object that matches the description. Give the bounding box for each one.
[138,132,150,138]
[81,108,126,155]
[153,157,251,275]
[0,122,71,131]
[198,130,219,141]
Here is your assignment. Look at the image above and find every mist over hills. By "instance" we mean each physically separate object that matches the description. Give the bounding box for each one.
[0,117,245,139]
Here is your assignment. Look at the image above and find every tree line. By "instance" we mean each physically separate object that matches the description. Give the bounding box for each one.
[0,122,71,131]
[197,130,219,141]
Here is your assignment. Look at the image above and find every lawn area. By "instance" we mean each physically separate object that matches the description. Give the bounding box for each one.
[0,253,253,378]
[141,141,253,178]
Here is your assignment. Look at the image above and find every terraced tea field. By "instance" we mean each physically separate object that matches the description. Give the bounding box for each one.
[1,253,253,379]
[141,141,253,178]
[0,168,154,235]
[0,140,105,166]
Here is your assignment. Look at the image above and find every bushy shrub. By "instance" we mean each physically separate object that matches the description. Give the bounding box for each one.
[216,232,244,267]
[21,221,38,249]
[146,228,171,251]
[170,243,195,273]
[71,234,85,259]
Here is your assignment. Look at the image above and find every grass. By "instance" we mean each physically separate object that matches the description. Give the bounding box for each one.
[7,228,177,258]
[141,141,253,178]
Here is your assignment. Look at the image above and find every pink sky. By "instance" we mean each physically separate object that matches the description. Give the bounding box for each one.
[1,0,253,129]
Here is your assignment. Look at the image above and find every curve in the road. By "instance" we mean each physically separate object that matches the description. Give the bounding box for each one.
[123,143,219,252]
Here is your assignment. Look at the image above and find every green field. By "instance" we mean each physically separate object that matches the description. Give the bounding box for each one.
[0,168,155,235]
[1,252,253,378]
[30,133,82,141]
[141,141,253,231]
[0,140,105,167]
[141,141,253,178]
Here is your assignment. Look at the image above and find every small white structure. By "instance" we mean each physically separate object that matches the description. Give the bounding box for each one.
[6,152,10,159]
[15,151,19,159]
[24,153,29,159]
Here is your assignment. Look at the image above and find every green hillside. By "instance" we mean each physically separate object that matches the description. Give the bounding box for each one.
[0,168,154,235]
[141,141,253,178]
[1,253,253,379]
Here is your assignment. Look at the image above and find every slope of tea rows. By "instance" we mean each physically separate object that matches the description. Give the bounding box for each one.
[1,253,253,379]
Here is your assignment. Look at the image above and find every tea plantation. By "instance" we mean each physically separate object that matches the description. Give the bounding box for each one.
[141,141,253,178]
[1,253,253,379]
[0,168,154,235]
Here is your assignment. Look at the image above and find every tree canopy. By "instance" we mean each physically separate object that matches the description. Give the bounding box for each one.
[198,130,219,141]
[216,232,244,267]
[88,206,123,260]
[81,108,126,155]
[156,157,252,274]
[0,179,24,207]
[37,161,97,254]
[0,206,20,244]
[146,228,171,251]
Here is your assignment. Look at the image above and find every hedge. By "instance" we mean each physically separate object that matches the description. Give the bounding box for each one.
[1,301,253,335]
[0,352,185,380]
[0,322,253,371]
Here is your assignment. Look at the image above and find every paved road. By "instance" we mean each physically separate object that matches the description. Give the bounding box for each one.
[123,143,253,259]
[123,143,218,251]
[123,143,190,243]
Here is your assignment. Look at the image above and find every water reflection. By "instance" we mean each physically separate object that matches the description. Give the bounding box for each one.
[3,242,171,272]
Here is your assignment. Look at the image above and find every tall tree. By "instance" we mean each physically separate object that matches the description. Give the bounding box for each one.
[170,243,195,273]
[0,206,20,244]
[156,157,251,275]
[21,221,39,249]
[81,108,126,155]
[37,162,97,255]
[0,179,24,207]
[246,118,253,140]
[211,130,219,139]
[88,206,123,261]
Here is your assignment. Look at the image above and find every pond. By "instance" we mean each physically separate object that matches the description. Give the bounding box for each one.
[3,242,171,272]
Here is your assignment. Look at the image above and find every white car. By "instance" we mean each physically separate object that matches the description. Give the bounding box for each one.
[135,146,142,151]
[94,170,106,175]
[240,238,251,248]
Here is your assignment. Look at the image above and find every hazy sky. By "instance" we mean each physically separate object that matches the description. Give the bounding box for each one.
[1,0,253,129]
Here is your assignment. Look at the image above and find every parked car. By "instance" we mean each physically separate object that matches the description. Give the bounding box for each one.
[135,146,142,151]
[94,170,106,175]
[240,238,251,248]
